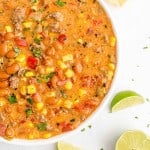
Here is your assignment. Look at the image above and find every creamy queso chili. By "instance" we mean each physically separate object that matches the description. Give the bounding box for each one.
[0,0,116,139]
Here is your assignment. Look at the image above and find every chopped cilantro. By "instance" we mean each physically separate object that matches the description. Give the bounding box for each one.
[8,94,17,104]
[81,128,85,132]
[31,0,37,3]
[88,125,92,129]
[56,0,66,7]
[34,37,41,45]
[27,98,33,105]
[47,72,56,79]
[30,45,42,58]
[37,72,56,83]
[143,46,148,49]
[37,122,47,131]
[59,90,68,98]
[13,47,20,55]
[26,108,33,117]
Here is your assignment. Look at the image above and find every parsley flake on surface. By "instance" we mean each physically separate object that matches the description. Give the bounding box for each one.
[37,122,47,131]
[8,94,17,104]
[56,0,66,7]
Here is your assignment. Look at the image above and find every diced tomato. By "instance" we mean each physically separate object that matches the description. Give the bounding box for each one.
[58,34,67,44]
[15,38,28,47]
[27,56,38,69]
[0,124,6,136]
[59,122,73,132]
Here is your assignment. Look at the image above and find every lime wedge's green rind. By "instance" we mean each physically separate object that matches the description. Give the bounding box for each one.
[115,130,150,150]
[57,141,81,150]
[111,95,144,112]
[111,90,142,108]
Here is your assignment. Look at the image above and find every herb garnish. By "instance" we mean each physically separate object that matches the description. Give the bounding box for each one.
[34,37,41,45]
[81,128,85,132]
[27,98,33,105]
[26,108,33,117]
[88,125,92,129]
[8,94,17,104]
[13,47,21,56]
[37,122,47,131]
[31,0,37,3]
[56,0,66,7]
[30,45,42,58]
[37,72,56,83]
[143,46,148,49]
[59,90,68,98]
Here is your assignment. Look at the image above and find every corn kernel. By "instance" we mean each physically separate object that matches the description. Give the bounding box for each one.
[64,100,73,109]
[21,77,27,82]
[5,26,12,32]
[65,69,74,78]
[42,21,48,27]
[26,122,34,128]
[0,97,6,107]
[47,91,56,97]
[45,67,55,74]
[78,89,87,97]
[0,58,3,64]
[43,133,52,139]
[64,81,73,90]
[110,36,116,47]
[109,63,115,71]
[23,21,32,28]
[28,134,34,140]
[62,54,73,62]
[7,42,13,50]
[27,85,36,94]
[57,60,67,70]
[25,71,35,77]
[36,102,44,110]
[107,71,114,80]
[31,5,38,11]
[16,54,26,63]
[77,38,83,44]
[41,108,47,115]
[20,86,27,95]
[57,99,63,105]
[102,87,106,94]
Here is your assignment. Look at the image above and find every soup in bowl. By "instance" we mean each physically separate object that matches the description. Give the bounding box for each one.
[0,0,117,143]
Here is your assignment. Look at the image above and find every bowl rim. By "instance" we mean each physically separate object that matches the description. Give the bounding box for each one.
[0,0,120,145]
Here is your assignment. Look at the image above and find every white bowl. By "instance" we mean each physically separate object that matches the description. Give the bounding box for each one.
[0,0,120,145]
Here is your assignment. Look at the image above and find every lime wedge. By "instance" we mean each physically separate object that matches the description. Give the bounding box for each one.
[57,141,81,150]
[116,130,150,150]
[111,90,144,112]
[106,0,127,6]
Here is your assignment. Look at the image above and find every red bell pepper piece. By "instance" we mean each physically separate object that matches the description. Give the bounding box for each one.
[15,38,28,47]
[27,56,38,69]
[58,34,67,44]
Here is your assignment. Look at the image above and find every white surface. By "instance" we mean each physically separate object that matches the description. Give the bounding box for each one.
[1,0,150,149]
